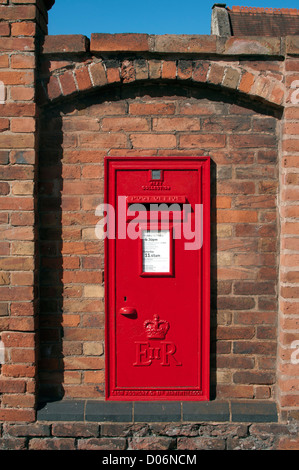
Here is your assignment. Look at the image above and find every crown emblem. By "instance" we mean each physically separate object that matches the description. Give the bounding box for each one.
[143,314,170,340]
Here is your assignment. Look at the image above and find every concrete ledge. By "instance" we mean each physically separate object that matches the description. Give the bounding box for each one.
[231,401,278,423]
[134,402,181,422]
[183,401,230,422]
[37,400,278,423]
[37,400,85,421]
[85,401,133,422]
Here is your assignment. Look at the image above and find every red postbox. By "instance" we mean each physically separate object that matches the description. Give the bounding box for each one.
[103,156,210,401]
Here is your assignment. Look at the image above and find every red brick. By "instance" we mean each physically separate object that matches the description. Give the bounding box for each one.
[81,165,103,179]
[0,286,34,301]
[152,117,200,131]
[11,21,35,36]
[0,133,35,149]
[0,21,10,36]
[63,271,103,284]
[11,54,35,69]
[278,437,299,451]
[282,139,299,152]
[178,60,192,80]
[269,83,284,105]
[129,102,176,115]
[2,364,35,378]
[29,438,75,451]
[179,134,226,148]
[52,423,98,437]
[47,75,61,100]
[9,315,35,331]
[154,35,217,53]
[59,70,77,96]
[75,66,92,91]
[0,37,34,52]
[43,35,88,53]
[0,103,35,117]
[0,118,9,132]
[101,117,149,132]
[91,33,149,52]
[89,61,107,87]
[217,210,258,223]
[11,117,35,133]
[281,286,299,299]
[106,67,121,84]
[77,438,126,450]
[0,5,36,20]
[0,54,9,68]
[80,133,126,149]
[208,63,225,85]
[192,61,209,82]
[129,437,174,450]
[130,133,176,149]
[282,188,299,201]
[148,60,162,79]
[230,134,276,148]
[63,356,104,370]
[162,61,177,80]
[10,86,35,101]
[0,70,34,85]
[0,379,26,393]
[0,409,35,423]
[121,60,135,83]
[1,331,35,348]
[239,72,255,93]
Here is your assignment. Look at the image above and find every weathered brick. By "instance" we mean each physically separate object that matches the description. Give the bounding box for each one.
[154,35,217,53]
[77,438,126,450]
[43,35,89,53]
[75,66,92,91]
[91,33,149,52]
[29,438,76,450]
[59,70,77,96]
[177,437,225,450]
[128,436,175,450]
[130,133,176,149]
[52,423,99,437]
[89,61,107,87]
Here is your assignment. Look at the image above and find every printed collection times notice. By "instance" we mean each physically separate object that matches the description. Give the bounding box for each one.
[142,230,170,273]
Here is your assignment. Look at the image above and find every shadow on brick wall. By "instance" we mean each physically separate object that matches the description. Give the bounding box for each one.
[36,80,281,405]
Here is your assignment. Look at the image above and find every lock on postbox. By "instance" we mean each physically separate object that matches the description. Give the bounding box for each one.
[104,157,210,400]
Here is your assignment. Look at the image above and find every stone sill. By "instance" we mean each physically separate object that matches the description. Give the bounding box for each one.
[41,33,299,56]
[37,400,278,424]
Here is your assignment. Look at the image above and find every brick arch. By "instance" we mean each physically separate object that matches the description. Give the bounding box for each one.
[39,58,285,109]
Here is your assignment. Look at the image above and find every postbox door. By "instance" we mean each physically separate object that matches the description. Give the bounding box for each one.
[105,157,210,401]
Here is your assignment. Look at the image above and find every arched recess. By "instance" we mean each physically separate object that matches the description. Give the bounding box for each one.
[37,67,282,403]
[38,58,285,111]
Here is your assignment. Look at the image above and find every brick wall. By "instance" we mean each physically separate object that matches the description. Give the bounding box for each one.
[279,49,299,419]
[37,81,280,402]
[0,0,50,422]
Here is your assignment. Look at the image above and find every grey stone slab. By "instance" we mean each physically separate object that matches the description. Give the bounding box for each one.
[85,401,133,422]
[134,402,181,422]
[231,401,278,423]
[182,401,230,422]
[37,400,85,421]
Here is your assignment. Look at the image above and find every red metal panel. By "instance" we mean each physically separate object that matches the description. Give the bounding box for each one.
[104,156,210,401]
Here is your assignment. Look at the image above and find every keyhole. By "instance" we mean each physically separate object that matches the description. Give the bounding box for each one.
[124,296,127,301]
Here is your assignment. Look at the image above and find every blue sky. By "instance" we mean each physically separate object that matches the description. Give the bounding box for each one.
[48,1,299,36]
